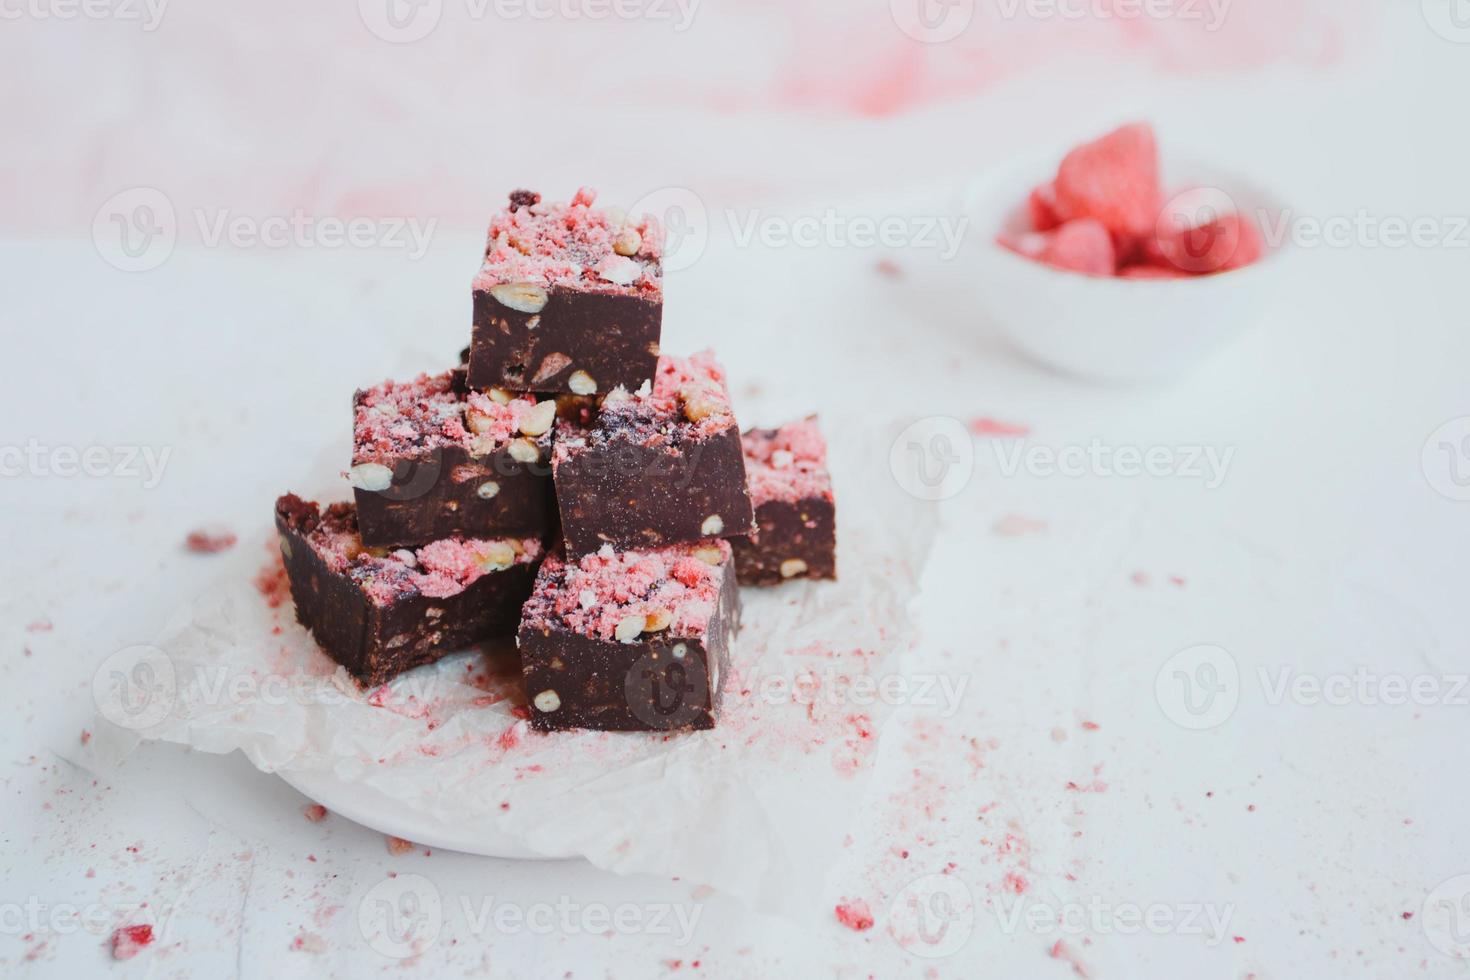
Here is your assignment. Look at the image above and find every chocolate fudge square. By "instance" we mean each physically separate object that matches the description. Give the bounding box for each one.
[517,540,740,732]
[274,494,542,687]
[350,369,554,548]
[731,417,837,585]
[551,351,756,557]
[468,187,662,395]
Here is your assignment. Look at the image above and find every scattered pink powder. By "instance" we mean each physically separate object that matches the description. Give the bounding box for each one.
[520,540,732,642]
[968,418,1031,437]
[834,899,874,932]
[993,514,1048,537]
[292,932,328,953]
[1049,938,1090,977]
[473,187,662,296]
[79,729,92,746]
[25,620,52,633]
[742,416,834,507]
[185,527,238,553]
[110,924,154,961]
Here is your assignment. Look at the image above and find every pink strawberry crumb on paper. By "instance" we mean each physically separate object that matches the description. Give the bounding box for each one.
[834,899,875,932]
[1049,938,1090,977]
[185,527,238,553]
[993,514,1048,537]
[26,619,52,633]
[292,932,328,953]
[968,417,1031,437]
[386,836,415,855]
[80,729,92,745]
[110,924,154,961]
[302,804,328,823]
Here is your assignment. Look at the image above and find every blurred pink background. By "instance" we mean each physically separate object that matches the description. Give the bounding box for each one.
[5,0,1366,234]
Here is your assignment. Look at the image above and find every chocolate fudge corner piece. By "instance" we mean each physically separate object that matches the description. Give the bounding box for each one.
[731,417,837,585]
[552,351,756,557]
[350,371,554,548]
[274,494,542,687]
[518,540,740,732]
[468,187,663,395]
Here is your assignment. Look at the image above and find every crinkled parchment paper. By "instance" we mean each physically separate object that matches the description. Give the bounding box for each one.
[94,423,934,916]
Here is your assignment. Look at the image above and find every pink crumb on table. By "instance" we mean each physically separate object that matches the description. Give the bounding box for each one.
[185,527,238,553]
[874,258,903,278]
[386,836,415,855]
[993,514,1048,537]
[26,620,53,633]
[474,187,662,296]
[302,804,328,823]
[1049,938,1090,977]
[741,416,834,507]
[834,899,875,932]
[110,924,154,961]
[520,540,732,642]
[79,729,92,745]
[968,417,1031,437]
[292,932,328,953]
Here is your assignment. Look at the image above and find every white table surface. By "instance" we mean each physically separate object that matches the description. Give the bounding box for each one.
[4,5,1470,977]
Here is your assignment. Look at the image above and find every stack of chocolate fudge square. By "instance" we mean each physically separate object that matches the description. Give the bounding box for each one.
[275,188,838,732]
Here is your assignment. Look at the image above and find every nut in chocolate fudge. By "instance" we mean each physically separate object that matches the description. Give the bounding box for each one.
[350,369,555,548]
[517,540,740,732]
[274,494,542,687]
[551,351,756,557]
[468,187,663,395]
[730,416,837,586]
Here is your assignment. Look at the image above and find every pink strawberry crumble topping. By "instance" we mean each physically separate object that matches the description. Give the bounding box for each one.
[278,496,541,606]
[521,540,732,642]
[742,416,834,507]
[553,350,737,458]
[473,187,663,296]
[353,371,543,464]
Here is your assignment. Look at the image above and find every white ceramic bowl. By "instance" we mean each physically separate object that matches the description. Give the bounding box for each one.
[962,148,1292,383]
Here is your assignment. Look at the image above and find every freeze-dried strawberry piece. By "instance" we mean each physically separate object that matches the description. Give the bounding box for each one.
[1027,182,1064,231]
[996,231,1050,260]
[111,924,154,960]
[834,899,874,931]
[1153,211,1264,274]
[1054,123,1160,239]
[1040,219,1116,277]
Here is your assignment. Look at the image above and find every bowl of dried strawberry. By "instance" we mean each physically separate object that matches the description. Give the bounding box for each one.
[965,122,1291,383]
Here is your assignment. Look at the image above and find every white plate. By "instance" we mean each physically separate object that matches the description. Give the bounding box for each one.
[278,767,565,860]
